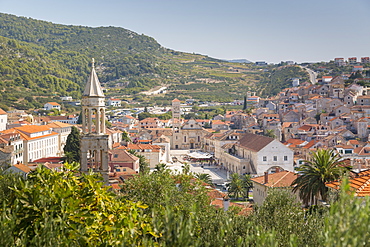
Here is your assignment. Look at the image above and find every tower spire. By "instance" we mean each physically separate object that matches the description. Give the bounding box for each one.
[83,58,104,97]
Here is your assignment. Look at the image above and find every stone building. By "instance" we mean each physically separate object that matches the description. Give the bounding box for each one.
[219,133,294,175]
[170,99,206,150]
[80,59,109,182]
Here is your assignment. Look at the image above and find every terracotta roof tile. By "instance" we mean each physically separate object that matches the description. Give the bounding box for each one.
[238,133,274,152]
[13,164,32,173]
[251,171,298,187]
[326,169,370,197]
[46,102,60,106]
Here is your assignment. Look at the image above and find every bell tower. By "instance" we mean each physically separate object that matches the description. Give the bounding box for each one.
[80,58,109,182]
[171,98,182,149]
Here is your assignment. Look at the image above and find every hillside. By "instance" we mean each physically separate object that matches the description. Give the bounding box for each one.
[0,35,89,110]
[0,13,309,110]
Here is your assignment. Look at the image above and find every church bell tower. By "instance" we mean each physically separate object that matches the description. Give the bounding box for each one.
[171,98,182,149]
[80,59,109,182]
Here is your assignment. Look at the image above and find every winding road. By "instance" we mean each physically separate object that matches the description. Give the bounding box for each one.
[300,66,317,84]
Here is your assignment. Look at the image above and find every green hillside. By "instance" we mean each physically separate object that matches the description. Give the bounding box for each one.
[0,36,89,110]
[0,13,308,110]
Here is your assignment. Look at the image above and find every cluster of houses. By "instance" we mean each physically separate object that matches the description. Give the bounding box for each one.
[4,59,370,206]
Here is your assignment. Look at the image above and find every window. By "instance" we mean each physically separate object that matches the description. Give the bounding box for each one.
[274,156,277,161]
[263,156,267,161]
[184,136,186,142]
[284,156,288,161]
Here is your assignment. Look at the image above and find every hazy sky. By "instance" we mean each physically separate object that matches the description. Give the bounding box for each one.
[1,0,369,63]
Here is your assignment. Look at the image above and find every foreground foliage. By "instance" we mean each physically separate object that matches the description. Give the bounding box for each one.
[0,163,155,246]
[0,164,369,246]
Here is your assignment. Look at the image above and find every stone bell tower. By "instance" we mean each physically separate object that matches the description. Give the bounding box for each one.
[80,58,109,182]
[171,98,182,149]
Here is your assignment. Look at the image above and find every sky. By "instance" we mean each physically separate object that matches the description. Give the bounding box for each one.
[1,0,370,64]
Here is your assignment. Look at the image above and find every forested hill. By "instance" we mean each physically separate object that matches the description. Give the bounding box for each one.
[0,35,89,110]
[0,13,167,83]
[0,13,308,110]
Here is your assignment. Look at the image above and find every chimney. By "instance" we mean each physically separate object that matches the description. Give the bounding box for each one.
[264,172,268,184]
[275,167,280,173]
[223,196,230,211]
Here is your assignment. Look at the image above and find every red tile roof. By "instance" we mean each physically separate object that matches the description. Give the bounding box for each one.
[238,133,274,152]
[13,164,32,173]
[46,102,61,106]
[326,169,370,197]
[251,171,298,188]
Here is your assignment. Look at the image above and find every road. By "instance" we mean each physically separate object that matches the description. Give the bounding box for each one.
[300,66,317,84]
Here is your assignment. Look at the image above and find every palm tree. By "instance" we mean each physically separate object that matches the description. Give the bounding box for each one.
[195,173,212,185]
[127,150,150,174]
[227,173,246,200]
[292,149,350,205]
[264,129,276,139]
[63,151,74,164]
[154,163,168,173]
[243,174,253,200]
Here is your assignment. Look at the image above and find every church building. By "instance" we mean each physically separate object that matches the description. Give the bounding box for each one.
[170,99,205,150]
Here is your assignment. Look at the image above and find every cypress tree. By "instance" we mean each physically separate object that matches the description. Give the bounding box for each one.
[63,126,81,163]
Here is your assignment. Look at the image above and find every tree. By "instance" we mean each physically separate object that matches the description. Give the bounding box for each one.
[154,163,168,173]
[349,70,363,79]
[253,189,322,246]
[195,173,212,185]
[121,131,131,143]
[227,173,246,200]
[138,112,152,121]
[243,174,253,200]
[0,163,156,246]
[76,112,82,124]
[292,149,350,205]
[264,129,276,139]
[63,126,81,163]
[184,112,197,119]
[244,107,253,115]
[243,96,247,110]
[63,151,74,164]
[127,150,150,174]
